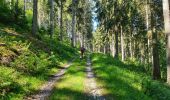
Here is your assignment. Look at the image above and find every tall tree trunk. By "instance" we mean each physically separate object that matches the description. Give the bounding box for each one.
[163,0,170,84]
[151,1,161,80]
[71,0,76,47]
[15,0,19,21]
[115,25,119,58]
[32,0,38,35]
[24,0,26,18]
[59,0,63,41]
[129,29,133,59]
[145,0,151,65]
[50,0,54,38]
[152,27,161,80]
[111,33,116,57]
[121,26,125,61]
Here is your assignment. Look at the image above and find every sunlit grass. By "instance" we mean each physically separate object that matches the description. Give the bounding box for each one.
[0,65,45,99]
[0,24,78,99]
[50,59,87,100]
[91,53,152,100]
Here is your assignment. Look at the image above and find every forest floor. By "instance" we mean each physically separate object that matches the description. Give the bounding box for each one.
[0,23,78,99]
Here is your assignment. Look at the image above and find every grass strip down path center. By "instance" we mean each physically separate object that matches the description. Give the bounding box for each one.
[50,58,88,100]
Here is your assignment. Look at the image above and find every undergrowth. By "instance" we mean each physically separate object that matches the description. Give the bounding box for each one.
[0,24,78,99]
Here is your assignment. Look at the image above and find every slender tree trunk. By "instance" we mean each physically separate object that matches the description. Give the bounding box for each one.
[50,0,54,38]
[24,0,26,18]
[32,0,38,35]
[111,33,116,57]
[15,0,19,21]
[60,0,63,41]
[72,0,76,47]
[145,0,152,66]
[104,44,106,54]
[129,28,133,59]
[121,26,124,61]
[163,0,170,84]
[115,25,119,58]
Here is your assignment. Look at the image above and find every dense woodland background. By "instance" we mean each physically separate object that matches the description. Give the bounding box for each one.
[0,0,170,99]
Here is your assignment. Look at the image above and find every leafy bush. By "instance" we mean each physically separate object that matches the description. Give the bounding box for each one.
[142,78,170,100]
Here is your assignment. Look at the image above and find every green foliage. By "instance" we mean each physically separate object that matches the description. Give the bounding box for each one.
[26,10,33,29]
[0,24,78,99]
[0,3,12,23]
[158,37,167,81]
[11,51,51,75]
[0,1,28,29]
[92,53,170,100]
[142,78,170,100]
[91,53,151,100]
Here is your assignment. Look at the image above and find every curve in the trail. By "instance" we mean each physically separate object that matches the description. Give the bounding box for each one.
[85,55,105,100]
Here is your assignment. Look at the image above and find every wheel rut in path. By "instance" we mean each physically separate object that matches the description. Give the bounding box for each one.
[25,61,73,100]
[85,55,105,100]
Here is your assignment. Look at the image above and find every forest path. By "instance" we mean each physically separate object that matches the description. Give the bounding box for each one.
[85,54,105,100]
[25,60,74,100]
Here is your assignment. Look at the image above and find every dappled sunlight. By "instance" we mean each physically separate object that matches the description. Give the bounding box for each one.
[50,59,87,99]
[92,53,152,100]
[0,0,170,99]
[0,24,78,99]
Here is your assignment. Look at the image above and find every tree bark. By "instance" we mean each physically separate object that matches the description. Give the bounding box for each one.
[50,0,54,38]
[121,26,125,61]
[163,0,170,84]
[151,1,161,80]
[32,0,38,35]
[152,27,161,80]
[145,0,151,65]
[71,0,76,47]
[115,25,119,58]
[15,0,19,21]
[24,0,26,18]
[111,33,116,57]
[58,0,63,41]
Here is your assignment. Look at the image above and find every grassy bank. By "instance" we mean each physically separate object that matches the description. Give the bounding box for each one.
[91,53,151,100]
[0,24,78,99]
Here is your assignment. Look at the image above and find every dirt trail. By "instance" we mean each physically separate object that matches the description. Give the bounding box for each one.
[85,55,105,100]
[25,62,73,100]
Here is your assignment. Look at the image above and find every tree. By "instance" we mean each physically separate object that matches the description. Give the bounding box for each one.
[50,0,54,38]
[32,0,38,35]
[162,0,170,84]
[150,0,161,80]
[59,0,63,41]
[14,0,19,21]
[71,0,76,47]
[24,0,26,18]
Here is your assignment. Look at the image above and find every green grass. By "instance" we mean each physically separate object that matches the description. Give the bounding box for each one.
[91,53,152,100]
[50,58,88,100]
[0,23,78,99]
